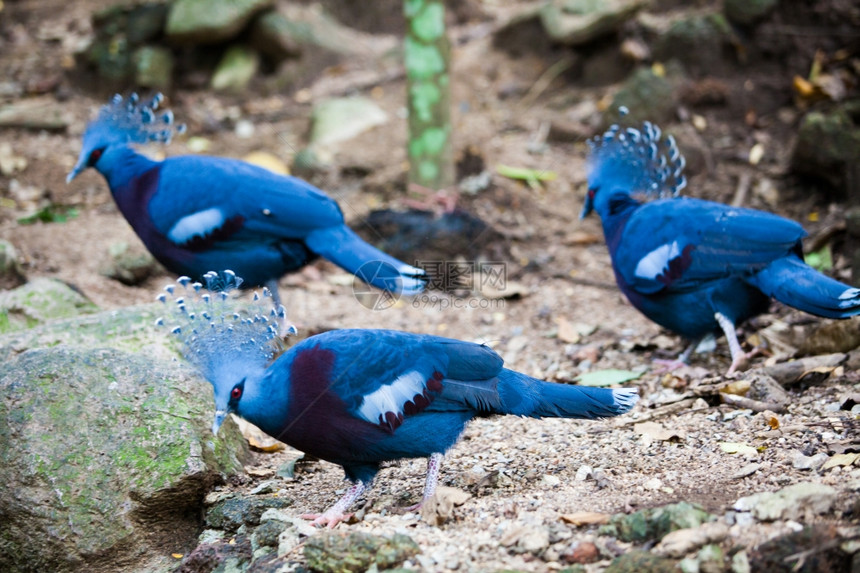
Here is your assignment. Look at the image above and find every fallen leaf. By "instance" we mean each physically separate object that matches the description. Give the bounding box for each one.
[420,486,471,525]
[576,369,642,387]
[721,380,751,396]
[481,281,529,300]
[172,553,183,559]
[564,231,602,245]
[245,467,274,478]
[561,511,610,526]
[243,150,289,175]
[761,410,780,429]
[822,453,860,470]
[634,421,686,442]
[719,442,758,458]
[234,416,285,453]
[557,317,580,344]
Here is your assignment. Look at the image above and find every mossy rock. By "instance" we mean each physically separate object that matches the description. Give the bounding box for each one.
[0,277,97,335]
[304,531,420,573]
[605,550,676,573]
[724,0,778,26]
[600,501,712,543]
[166,0,275,44]
[0,301,251,572]
[791,107,860,193]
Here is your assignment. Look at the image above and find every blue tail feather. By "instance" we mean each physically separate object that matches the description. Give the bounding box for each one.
[497,370,638,419]
[750,257,860,319]
[305,226,426,295]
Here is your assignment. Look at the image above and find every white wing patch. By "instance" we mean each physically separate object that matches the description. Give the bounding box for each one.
[357,370,427,428]
[635,241,680,280]
[839,287,860,308]
[168,208,225,244]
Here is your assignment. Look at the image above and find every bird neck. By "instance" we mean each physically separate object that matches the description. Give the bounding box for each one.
[98,146,160,191]
[598,192,640,254]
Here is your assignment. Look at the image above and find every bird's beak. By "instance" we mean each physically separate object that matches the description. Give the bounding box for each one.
[66,161,86,183]
[579,199,593,220]
[212,409,227,435]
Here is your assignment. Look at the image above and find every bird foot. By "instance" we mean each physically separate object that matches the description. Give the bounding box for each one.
[405,501,424,512]
[651,358,688,375]
[724,347,766,377]
[300,511,354,529]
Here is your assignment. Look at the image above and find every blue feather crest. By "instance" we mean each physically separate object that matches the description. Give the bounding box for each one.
[90,92,186,146]
[156,271,296,381]
[587,112,687,200]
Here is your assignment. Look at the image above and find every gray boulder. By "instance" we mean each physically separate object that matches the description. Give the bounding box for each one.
[166,0,275,44]
[540,0,644,46]
[0,299,250,572]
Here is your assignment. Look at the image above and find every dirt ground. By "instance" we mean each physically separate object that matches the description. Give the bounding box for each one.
[2,0,859,571]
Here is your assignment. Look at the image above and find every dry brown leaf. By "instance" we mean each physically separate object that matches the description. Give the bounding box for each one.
[721,380,751,396]
[565,231,602,245]
[234,417,286,453]
[761,410,780,430]
[245,467,274,478]
[420,486,472,526]
[634,421,686,442]
[557,317,581,344]
[560,511,610,526]
[822,453,860,470]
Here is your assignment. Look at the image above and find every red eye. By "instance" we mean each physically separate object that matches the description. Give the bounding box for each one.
[588,188,596,199]
[231,386,242,400]
[89,148,104,165]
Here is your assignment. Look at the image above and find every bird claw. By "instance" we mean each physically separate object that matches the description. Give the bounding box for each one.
[651,358,688,375]
[301,511,354,529]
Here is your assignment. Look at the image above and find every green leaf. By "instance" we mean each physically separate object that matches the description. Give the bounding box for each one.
[496,164,557,190]
[805,244,833,272]
[575,369,642,387]
[718,442,758,457]
[17,206,79,225]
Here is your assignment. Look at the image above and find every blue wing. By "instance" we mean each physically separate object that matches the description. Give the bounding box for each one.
[614,197,807,295]
[147,155,344,245]
[291,329,504,431]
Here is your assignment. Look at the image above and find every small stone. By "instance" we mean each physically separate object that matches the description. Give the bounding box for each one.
[253,519,286,548]
[792,451,829,471]
[211,45,260,93]
[166,0,274,44]
[697,544,725,573]
[539,0,644,46]
[644,477,663,491]
[500,525,550,555]
[0,240,26,289]
[575,465,593,481]
[543,474,561,487]
[730,463,761,479]
[99,241,160,286]
[133,45,174,91]
[655,522,729,558]
[309,97,388,149]
[562,540,600,564]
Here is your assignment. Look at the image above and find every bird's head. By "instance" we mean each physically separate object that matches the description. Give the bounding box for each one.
[581,111,686,220]
[67,93,185,182]
[157,270,296,435]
